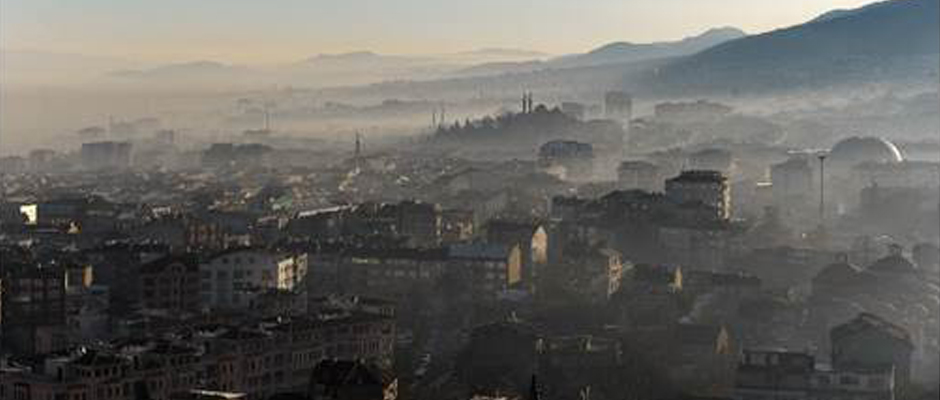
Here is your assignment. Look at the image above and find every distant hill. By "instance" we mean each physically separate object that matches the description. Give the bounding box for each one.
[555,27,746,68]
[455,48,549,60]
[110,60,243,78]
[2,50,142,86]
[453,27,745,77]
[106,60,258,89]
[810,0,894,22]
[454,60,548,77]
[653,0,940,94]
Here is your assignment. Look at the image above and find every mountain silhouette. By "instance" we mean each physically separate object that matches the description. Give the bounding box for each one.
[653,0,940,93]
[454,27,745,77]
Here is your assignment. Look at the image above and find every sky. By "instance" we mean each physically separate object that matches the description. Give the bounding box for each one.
[1,0,876,64]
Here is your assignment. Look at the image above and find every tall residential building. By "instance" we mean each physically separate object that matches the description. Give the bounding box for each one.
[771,157,814,205]
[665,170,731,221]
[604,91,632,157]
[1,263,67,355]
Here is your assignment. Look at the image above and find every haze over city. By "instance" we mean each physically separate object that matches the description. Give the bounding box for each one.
[2,0,875,62]
[0,1,938,400]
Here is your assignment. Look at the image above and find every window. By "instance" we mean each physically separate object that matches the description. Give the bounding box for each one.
[839,375,860,386]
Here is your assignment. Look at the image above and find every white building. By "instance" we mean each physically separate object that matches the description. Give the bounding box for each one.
[199,248,308,310]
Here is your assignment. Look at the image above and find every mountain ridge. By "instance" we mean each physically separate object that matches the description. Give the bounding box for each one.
[651,0,940,94]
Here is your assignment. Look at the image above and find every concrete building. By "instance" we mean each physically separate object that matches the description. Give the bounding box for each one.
[689,148,733,173]
[617,161,662,192]
[448,242,523,295]
[734,349,894,400]
[199,248,308,310]
[0,308,395,400]
[771,157,814,213]
[665,170,731,221]
[852,161,940,189]
[604,91,632,122]
[560,246,625,303]
[27,149,57,172]
[0,344,202,400]
[1,263,67,355]
[831,313,914,389]
[329,243,522,299]
[309,360,397,400]
[560,102,587,120]
[396,200,441,247]
[617,264,684,328]
[457,320,539,397]
[486,219,549,290]
[81,141,132,170]
[140,254,201,313]
[537,140,595,182]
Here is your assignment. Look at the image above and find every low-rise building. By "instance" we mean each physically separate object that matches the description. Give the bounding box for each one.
[831,313,914,389]
[537,140,594,182]
[309,359,397,400]
[734,349,894,400]
[617,161,662,192]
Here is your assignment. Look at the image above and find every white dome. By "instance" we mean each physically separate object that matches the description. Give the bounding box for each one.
[829,136,903,166]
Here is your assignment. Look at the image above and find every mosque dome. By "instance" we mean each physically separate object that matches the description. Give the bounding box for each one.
[829,136,903,166]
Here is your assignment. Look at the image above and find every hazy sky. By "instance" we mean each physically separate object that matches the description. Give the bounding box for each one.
[1,0,875,63]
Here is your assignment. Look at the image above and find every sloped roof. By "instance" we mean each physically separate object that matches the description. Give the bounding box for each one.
[140,254,198,274]
[814,259,862,285]
[311,359,393,387]
[830,313,913,348]
[868,254,917,274]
